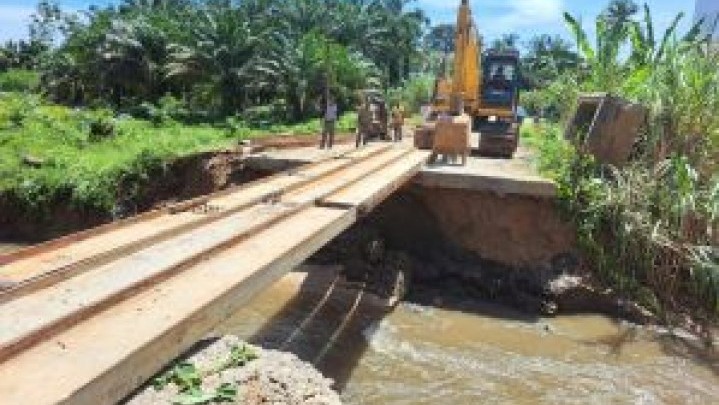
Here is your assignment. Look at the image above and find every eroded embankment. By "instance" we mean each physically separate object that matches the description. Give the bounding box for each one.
[0,135,359,242]
[0,149,266,241]
[311,184,656,323]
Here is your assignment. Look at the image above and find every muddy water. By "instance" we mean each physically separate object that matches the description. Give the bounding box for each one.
[216,267,718,405]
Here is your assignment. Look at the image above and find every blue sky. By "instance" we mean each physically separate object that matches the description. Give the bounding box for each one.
[0,0,699,45]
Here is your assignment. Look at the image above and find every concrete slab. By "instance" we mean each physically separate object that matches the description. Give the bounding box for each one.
[247,134,556,197]
[414,133,556,197]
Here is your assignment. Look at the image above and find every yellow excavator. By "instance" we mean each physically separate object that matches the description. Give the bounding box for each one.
[428,0,522,159]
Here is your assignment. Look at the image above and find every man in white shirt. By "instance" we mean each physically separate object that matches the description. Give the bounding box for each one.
[320,98,338,149]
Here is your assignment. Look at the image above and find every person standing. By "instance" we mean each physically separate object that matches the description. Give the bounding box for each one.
[356,99,371,148]
[320,98,338,149]
[391,104,404,142]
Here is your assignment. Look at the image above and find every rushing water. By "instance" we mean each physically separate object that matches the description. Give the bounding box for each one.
[216,266,719,405]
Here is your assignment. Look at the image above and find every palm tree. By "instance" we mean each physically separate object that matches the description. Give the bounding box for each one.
[602,0,639,26]
[523,34,579,87]
[166,7,270,114]
[490,33,520,51]
[563,11,628,91]
[99,18,169,105]
[425,24,456,53]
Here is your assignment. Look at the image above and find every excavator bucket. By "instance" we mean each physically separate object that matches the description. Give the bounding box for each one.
[565,93,647,166]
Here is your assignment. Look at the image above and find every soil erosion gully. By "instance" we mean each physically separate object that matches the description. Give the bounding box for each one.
[0,143,429,405]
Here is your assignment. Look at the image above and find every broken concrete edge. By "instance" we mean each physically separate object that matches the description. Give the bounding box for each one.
[413,170,557,198]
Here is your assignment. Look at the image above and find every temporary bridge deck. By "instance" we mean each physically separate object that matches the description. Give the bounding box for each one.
[0,143,429,405]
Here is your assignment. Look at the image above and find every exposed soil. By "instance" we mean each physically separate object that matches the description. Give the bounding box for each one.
[310,187,656,324]
[415,186,576,267]
[0,134,360,242]
[0,149,263,241]
[0,135,335,242]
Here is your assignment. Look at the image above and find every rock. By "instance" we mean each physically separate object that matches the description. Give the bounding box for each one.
[21,154,45,168]
[126,336,342,405]
[546,274,584,296]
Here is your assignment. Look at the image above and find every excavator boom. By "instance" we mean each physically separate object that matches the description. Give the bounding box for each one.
[425,0,521,160]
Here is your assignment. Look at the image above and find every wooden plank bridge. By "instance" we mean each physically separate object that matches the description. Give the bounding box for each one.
[0,143,429,405]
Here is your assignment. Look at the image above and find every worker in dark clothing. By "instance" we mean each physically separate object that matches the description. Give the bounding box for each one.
[320,98,338,149]
[391,104,404,142]
[356,100,372,148]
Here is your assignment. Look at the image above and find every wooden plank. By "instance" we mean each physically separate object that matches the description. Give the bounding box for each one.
[0,144,390,294]
[284,146,411,206]
[322,150,430,214]
[0,202,299,363]
[0,206,355,405]
[0,211,202,284]
[0,145,399,361]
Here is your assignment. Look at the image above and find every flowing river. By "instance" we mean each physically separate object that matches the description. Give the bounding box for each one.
[216,266,719,405]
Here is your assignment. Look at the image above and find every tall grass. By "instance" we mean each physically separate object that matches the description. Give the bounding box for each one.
[526,7,719,321]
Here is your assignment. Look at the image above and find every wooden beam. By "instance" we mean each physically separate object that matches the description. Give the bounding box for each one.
[284,147,410,206]
[322,150,430,214]
[0,144,390,296]
[0,206,355,405]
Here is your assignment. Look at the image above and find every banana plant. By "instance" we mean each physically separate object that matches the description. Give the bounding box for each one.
[628,4,707,70]
[563,11,628,92]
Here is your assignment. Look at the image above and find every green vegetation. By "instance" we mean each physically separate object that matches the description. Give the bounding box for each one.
[0,0,426,220]
[2,0,427,120]
[0,69,39,92]
[152,344,257,405]
[523,1,718,323]
[0,92,355,217]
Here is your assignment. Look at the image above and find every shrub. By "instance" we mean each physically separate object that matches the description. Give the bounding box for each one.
[88,110,117,141]
[387,74,434,113]
[0,69,39,92]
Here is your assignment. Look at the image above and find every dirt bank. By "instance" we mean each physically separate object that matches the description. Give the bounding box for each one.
[415,187,575,267]
[0,148,266,242]
[311,187,656,323]
[0,133,361,242]
[126,336,341,405]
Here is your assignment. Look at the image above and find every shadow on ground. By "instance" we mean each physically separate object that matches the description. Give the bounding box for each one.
[217,266,391,391]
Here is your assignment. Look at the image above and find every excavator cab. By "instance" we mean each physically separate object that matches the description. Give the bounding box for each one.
[482,50,520,108]
[473,49,522,157]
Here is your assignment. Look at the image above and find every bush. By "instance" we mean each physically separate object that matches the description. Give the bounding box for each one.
[88,110,117,142]
[0,69,39,92]
[387,74,434,113]
[528,123,719,320]
[0,93,38,129]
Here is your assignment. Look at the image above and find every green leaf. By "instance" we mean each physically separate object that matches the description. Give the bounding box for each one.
[173,390,217,405]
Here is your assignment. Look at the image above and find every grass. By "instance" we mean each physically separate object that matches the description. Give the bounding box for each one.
[0,69,39,93]
[0,92,356,215]
[523,121,719,324]
[519,14,719,325]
